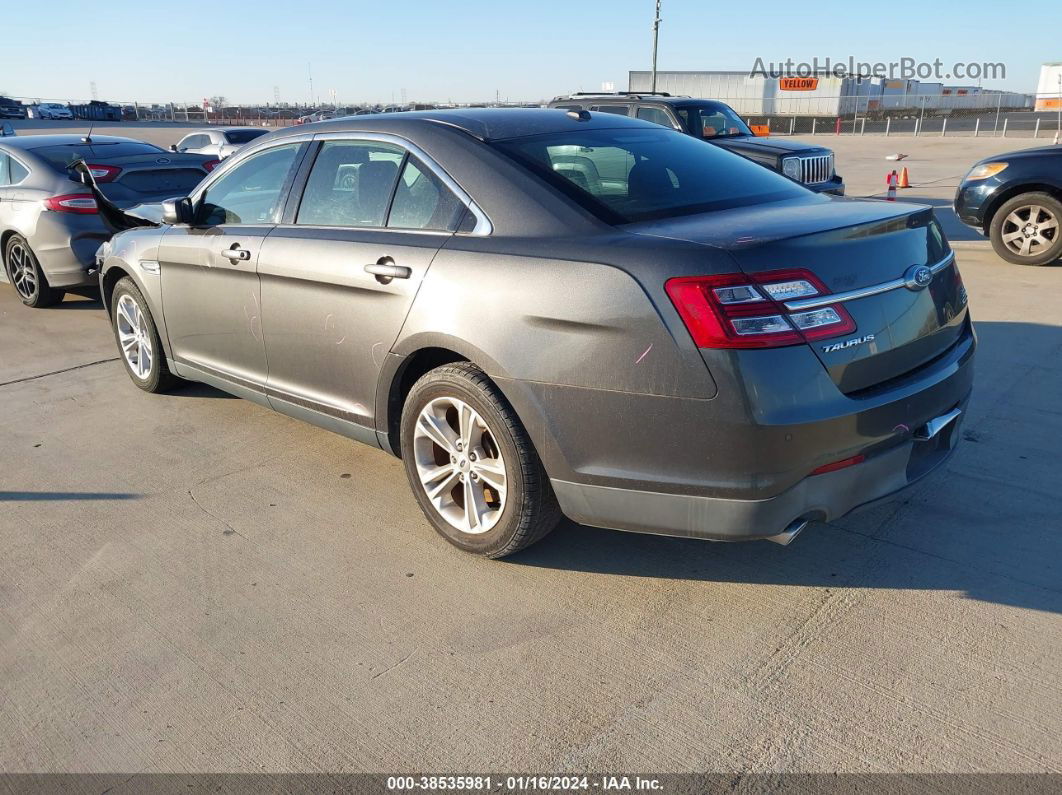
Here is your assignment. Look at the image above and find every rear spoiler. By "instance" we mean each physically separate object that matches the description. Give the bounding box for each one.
[70,158,160,233]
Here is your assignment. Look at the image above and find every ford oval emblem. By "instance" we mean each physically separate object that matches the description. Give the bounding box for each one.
[156,157,171,164]
[903,264,933,291]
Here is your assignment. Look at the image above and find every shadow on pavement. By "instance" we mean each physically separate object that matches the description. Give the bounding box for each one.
[509,320,1062,616]
[0,491,140,501]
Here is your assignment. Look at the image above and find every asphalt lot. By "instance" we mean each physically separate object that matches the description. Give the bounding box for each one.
[1,125,1061,775]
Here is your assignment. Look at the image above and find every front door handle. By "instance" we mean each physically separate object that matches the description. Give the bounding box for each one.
[221,246,251,261]
[364,258,411,283]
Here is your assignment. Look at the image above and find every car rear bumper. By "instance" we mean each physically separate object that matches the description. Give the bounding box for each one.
[550,396,966,542]
[30,213,108,288]
[498,317,974,543]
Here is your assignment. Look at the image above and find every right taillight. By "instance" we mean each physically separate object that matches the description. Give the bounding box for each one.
[665,269,855,349]
[43,194,99,214]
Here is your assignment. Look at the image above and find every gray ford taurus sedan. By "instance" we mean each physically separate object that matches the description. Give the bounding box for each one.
[96,109,974,558]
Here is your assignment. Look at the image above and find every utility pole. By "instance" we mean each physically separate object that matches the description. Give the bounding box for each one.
[308,63,314,108]
[650,0,662,93]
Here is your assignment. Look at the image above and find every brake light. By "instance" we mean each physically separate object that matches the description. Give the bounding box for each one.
[44,194,98,214]
[85,163,121,183]
[665,268,856,349]
[201,159,220,172]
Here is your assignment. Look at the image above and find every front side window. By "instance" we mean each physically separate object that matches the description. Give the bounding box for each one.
[296,140,404,228]
[676,104,753,140]
[196,143,300,225]
[494,128,808,224]
[388,156,465,231]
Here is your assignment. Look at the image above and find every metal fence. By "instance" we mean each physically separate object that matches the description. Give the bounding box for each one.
[8,93,1062,139]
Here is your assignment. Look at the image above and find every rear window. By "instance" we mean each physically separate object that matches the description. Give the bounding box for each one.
[224,129,268,144]
[34,142,165,169]
[493,128,806,224]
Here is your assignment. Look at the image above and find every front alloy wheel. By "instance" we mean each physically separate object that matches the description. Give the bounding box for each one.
[991,192,1062,266]
[115,293,154,380]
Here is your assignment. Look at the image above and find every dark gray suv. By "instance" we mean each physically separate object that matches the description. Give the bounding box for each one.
[97,109,973,558]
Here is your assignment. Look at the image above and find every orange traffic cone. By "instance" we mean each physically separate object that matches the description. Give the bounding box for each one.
[898,166,911,188]
[886,170,898,201]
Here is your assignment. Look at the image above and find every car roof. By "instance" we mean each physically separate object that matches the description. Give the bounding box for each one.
[273,107,658,142]
[552,95,732,109]
[0,134,159,151]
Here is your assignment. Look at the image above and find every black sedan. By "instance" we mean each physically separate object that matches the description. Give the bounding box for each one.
[954,146,1062,265]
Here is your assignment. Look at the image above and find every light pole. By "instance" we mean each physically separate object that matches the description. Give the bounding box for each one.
[650,0,662,93]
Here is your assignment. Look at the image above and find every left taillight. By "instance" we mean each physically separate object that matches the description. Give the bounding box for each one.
[665,268,856,349]
[43,194,99,214]
[201,159,220,172]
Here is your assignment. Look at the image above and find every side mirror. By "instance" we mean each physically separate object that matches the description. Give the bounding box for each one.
[161,197,193,225]
[169,144,178,152]
[0,122,14,137]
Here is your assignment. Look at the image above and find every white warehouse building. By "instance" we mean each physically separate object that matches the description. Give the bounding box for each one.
[628,71,1032,116]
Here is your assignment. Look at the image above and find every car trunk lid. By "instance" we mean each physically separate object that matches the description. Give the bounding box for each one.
[631,197,970,393]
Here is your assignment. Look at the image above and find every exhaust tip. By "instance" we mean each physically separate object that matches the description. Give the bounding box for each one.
[766,519,809,546]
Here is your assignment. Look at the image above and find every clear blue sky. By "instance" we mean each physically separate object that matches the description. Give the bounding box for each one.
[2,0,1056,104]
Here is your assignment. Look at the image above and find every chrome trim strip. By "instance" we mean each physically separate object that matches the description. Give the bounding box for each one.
[783,252,955,311]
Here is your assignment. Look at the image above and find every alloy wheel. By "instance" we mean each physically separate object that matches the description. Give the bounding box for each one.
[8,242,37,300]
[1000,204,1059,258]
[412,396,508,534]
[115,294,153,380]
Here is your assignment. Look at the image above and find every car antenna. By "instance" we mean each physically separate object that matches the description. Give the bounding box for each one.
[81,120,95,144]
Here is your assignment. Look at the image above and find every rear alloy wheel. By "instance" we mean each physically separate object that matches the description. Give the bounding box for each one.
[4,235,64,307]
[990,192,1062,266]
[110,277,179,393]
[401,362,560,558]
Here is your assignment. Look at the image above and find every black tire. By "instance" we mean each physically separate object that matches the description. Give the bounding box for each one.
[4,234,64,308]
[109,277,179,393]
[989,192,1062,266]
[400,362,561,558]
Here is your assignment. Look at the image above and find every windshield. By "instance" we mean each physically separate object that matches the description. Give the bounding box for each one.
[35,142,165,169]
[493,128,806,224]
[225,129,268,144]
[676,104,753,139]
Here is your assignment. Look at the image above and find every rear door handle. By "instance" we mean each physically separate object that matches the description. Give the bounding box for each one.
[221,246,251,261]
[364,259,411,282]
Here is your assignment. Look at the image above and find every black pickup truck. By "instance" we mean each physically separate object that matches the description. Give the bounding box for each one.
[548,92,844,195]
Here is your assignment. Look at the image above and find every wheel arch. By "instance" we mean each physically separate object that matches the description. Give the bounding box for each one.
[981,183,1062,234]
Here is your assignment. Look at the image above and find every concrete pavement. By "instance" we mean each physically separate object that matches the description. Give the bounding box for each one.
[0,247,1059,775]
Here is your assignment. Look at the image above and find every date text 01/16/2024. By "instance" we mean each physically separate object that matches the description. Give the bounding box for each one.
[385,775,664,791]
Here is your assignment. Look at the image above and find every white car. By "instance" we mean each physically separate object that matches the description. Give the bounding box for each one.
[36,103,73,120]
[171,126,269,159]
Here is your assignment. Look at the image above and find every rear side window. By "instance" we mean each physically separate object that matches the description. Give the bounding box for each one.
[180,135,209,150]
[388,156,465,231]
[225,130,268,145]
[34,142,165,170]
[589,105,631,116]
[636,107,675,127]
[196,143,300,225]
[494,128,807,224]
[0,153,29,186]
[296,140,404,227]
